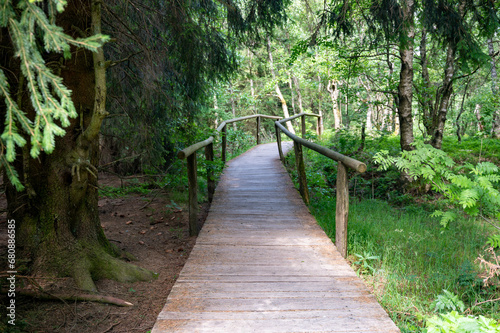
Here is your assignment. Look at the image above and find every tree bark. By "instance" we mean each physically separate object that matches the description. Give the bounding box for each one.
[488,38,500,138]
[4,0,155,292]
[397,0,415,151]
[267,35,294,133]
[419,29,434,136]
[292,76,304,114]
[429,44,456,149]
[229,81,237,130]
[327,80,342,130]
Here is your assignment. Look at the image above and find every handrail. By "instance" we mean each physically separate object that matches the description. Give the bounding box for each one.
[275,114,366,258]
[178,114,282,236]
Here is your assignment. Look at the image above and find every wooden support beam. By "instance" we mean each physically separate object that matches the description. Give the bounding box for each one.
[294,142,310,205]
[205,142,215,203]
[317,116,323,138]
[187,153,199,236]
[276,123,283,161]
[335,161,348,258]
[221,125,227,164]
[256,116,261,145]
[301,114,306,138]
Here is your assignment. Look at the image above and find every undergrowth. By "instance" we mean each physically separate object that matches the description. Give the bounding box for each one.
[284,129,500,332]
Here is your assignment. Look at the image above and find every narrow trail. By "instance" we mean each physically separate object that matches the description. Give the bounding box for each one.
[152,142,399,332]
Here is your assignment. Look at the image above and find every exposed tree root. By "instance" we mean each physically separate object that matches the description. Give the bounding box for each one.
[10,289,134,306]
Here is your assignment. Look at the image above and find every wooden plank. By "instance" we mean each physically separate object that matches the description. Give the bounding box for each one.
[168,282,370,298]
[153,318,399,333]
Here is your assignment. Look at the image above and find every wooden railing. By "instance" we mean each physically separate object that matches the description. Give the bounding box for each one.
[177,114,282,236]
[275,113,367,258]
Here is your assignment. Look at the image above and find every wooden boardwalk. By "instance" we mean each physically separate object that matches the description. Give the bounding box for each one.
[152,143,400,332]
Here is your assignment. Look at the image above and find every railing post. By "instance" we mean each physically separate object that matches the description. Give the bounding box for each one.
[205,142,215,203]
[317,114,323,138]
[221,125,227,163]
[187,153,199,236]
[301,114,306,138]
[275,123,284,161]
[256,116,261,145]
[294,141,310,205]
[336,161,348,258]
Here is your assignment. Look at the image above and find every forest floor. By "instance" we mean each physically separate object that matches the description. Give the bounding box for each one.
[0,174,208,333]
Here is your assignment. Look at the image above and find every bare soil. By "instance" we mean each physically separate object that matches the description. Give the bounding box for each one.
[0,174,207,332]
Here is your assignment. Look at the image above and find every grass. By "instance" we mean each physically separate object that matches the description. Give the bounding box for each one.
[310,196,496,331]
[285,129,500,332]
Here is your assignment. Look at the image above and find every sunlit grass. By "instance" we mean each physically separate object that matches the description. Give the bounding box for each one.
[285,130,500,332]
[309,195,496,331]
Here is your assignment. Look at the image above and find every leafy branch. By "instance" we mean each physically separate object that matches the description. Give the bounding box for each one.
[0,0,109,190]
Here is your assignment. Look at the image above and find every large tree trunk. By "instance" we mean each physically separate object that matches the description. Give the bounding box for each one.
[397,0,415,151]
[267,35,294,133]
[4,0,155,292]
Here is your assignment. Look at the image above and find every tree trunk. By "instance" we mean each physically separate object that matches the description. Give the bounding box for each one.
[267,35,294,133]
[317,74,324,134]
[289,75,296,114]
[430,44,456,149]
[419,29,434,136]
[213,93,219,128]
[229,82,237,130]
[397,0,415,151]
[327,80,342,130]
[488,38,500,138]
[475,104,484,132]
[292,76,304,114]
[4,0,155,292]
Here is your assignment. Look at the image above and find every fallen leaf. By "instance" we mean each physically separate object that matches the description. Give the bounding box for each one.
[138,241,145,245]
[126,221,133,225]
[139,230,146,235]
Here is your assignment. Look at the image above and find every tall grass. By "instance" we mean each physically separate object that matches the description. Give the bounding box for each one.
[286,130,500,332]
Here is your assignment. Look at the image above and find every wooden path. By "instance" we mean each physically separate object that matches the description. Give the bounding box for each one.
[152,143,400,332]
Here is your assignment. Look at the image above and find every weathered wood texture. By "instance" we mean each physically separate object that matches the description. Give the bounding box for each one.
[152,143,399,333]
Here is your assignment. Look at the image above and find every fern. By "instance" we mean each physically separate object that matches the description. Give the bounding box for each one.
[486,235,500,249]
[374,143,500,231]
[431,290,465,313]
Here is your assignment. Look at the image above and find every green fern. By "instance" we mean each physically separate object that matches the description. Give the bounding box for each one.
[486,235,500,249]
[374,143,500,231]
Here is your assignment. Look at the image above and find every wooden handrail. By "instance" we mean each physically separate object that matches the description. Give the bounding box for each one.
[275,114,366,258]
[178,114,282,236]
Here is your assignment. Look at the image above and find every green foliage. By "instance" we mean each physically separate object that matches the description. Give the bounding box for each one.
[374,142,500,229]
[486,235,500,249]
[0,0,109,190]
[431,290,465,313]
[353,251,380,275]
[425,311,500,333]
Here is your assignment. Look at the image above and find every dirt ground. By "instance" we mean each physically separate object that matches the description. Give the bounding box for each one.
[0,174,207,332]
